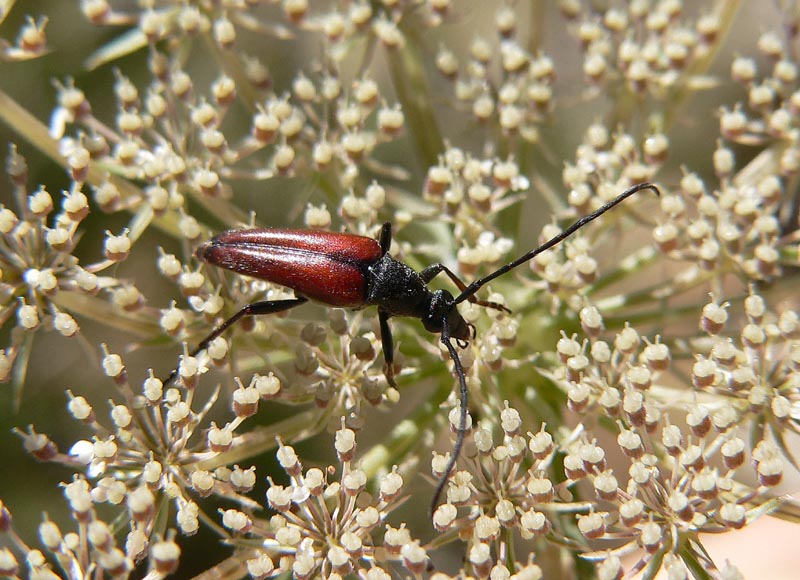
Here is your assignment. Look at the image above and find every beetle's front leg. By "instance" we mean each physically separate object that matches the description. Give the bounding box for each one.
[419,263,511,313]
[164,297,308,386]
[378,309,398,388]
[430,318,470,515]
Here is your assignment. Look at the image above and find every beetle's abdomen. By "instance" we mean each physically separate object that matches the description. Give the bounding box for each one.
[197,229,383,308]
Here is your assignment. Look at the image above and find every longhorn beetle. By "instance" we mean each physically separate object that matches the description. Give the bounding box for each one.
[165,182,659,514]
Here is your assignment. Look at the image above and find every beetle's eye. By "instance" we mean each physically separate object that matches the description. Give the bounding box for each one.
[423,316,442,333]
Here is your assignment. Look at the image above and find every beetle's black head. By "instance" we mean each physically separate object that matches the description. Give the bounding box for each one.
[423,289,471,342]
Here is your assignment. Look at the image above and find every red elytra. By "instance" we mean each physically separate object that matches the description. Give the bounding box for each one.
[199,229,383,307]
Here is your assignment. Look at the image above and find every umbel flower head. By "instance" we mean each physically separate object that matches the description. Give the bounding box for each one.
[0,146,122,390]
[540,293,793,576]
[228,420,424,580]
[0,492,181,578]
[14,344,272,538]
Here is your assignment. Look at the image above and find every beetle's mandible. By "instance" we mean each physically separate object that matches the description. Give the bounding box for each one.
[165,182,660,514]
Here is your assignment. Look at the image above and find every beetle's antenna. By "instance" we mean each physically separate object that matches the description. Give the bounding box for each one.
[454,182,660,305]
[431,321,470,516]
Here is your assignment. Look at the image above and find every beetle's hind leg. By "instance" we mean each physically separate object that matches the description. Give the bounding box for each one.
[164,297,308,386]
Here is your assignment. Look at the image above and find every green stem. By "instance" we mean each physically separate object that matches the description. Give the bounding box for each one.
[202,33,262,113]
[679,539,715,580]
[194,406,330,470]
[661,0,744,130]
[0,88,189,239]
[527,0,546,54]
[52,291,158,338]
[12,331,34,411]
[602,302,703,330]
[589,245,660,294]
[360,373,452,479]
[386,28,444,169]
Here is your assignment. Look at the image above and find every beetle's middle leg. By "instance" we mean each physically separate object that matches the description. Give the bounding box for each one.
[378,309,399,388]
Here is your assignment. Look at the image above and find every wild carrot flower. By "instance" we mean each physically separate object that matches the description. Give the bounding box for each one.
[225,421,421,579]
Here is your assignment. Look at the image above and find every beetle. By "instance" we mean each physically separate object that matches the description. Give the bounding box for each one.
[166,182,659,513]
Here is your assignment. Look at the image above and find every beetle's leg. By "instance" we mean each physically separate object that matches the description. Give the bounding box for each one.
[164,297,307,386]
[378,222,392,255]
[193,297,309,355]
[430,318,470,516]
[419,263,511,313]
[378,309,398,388]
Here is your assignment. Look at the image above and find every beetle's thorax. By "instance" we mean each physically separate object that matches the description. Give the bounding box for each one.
[366,254,470,340]
[365,254,431,315]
